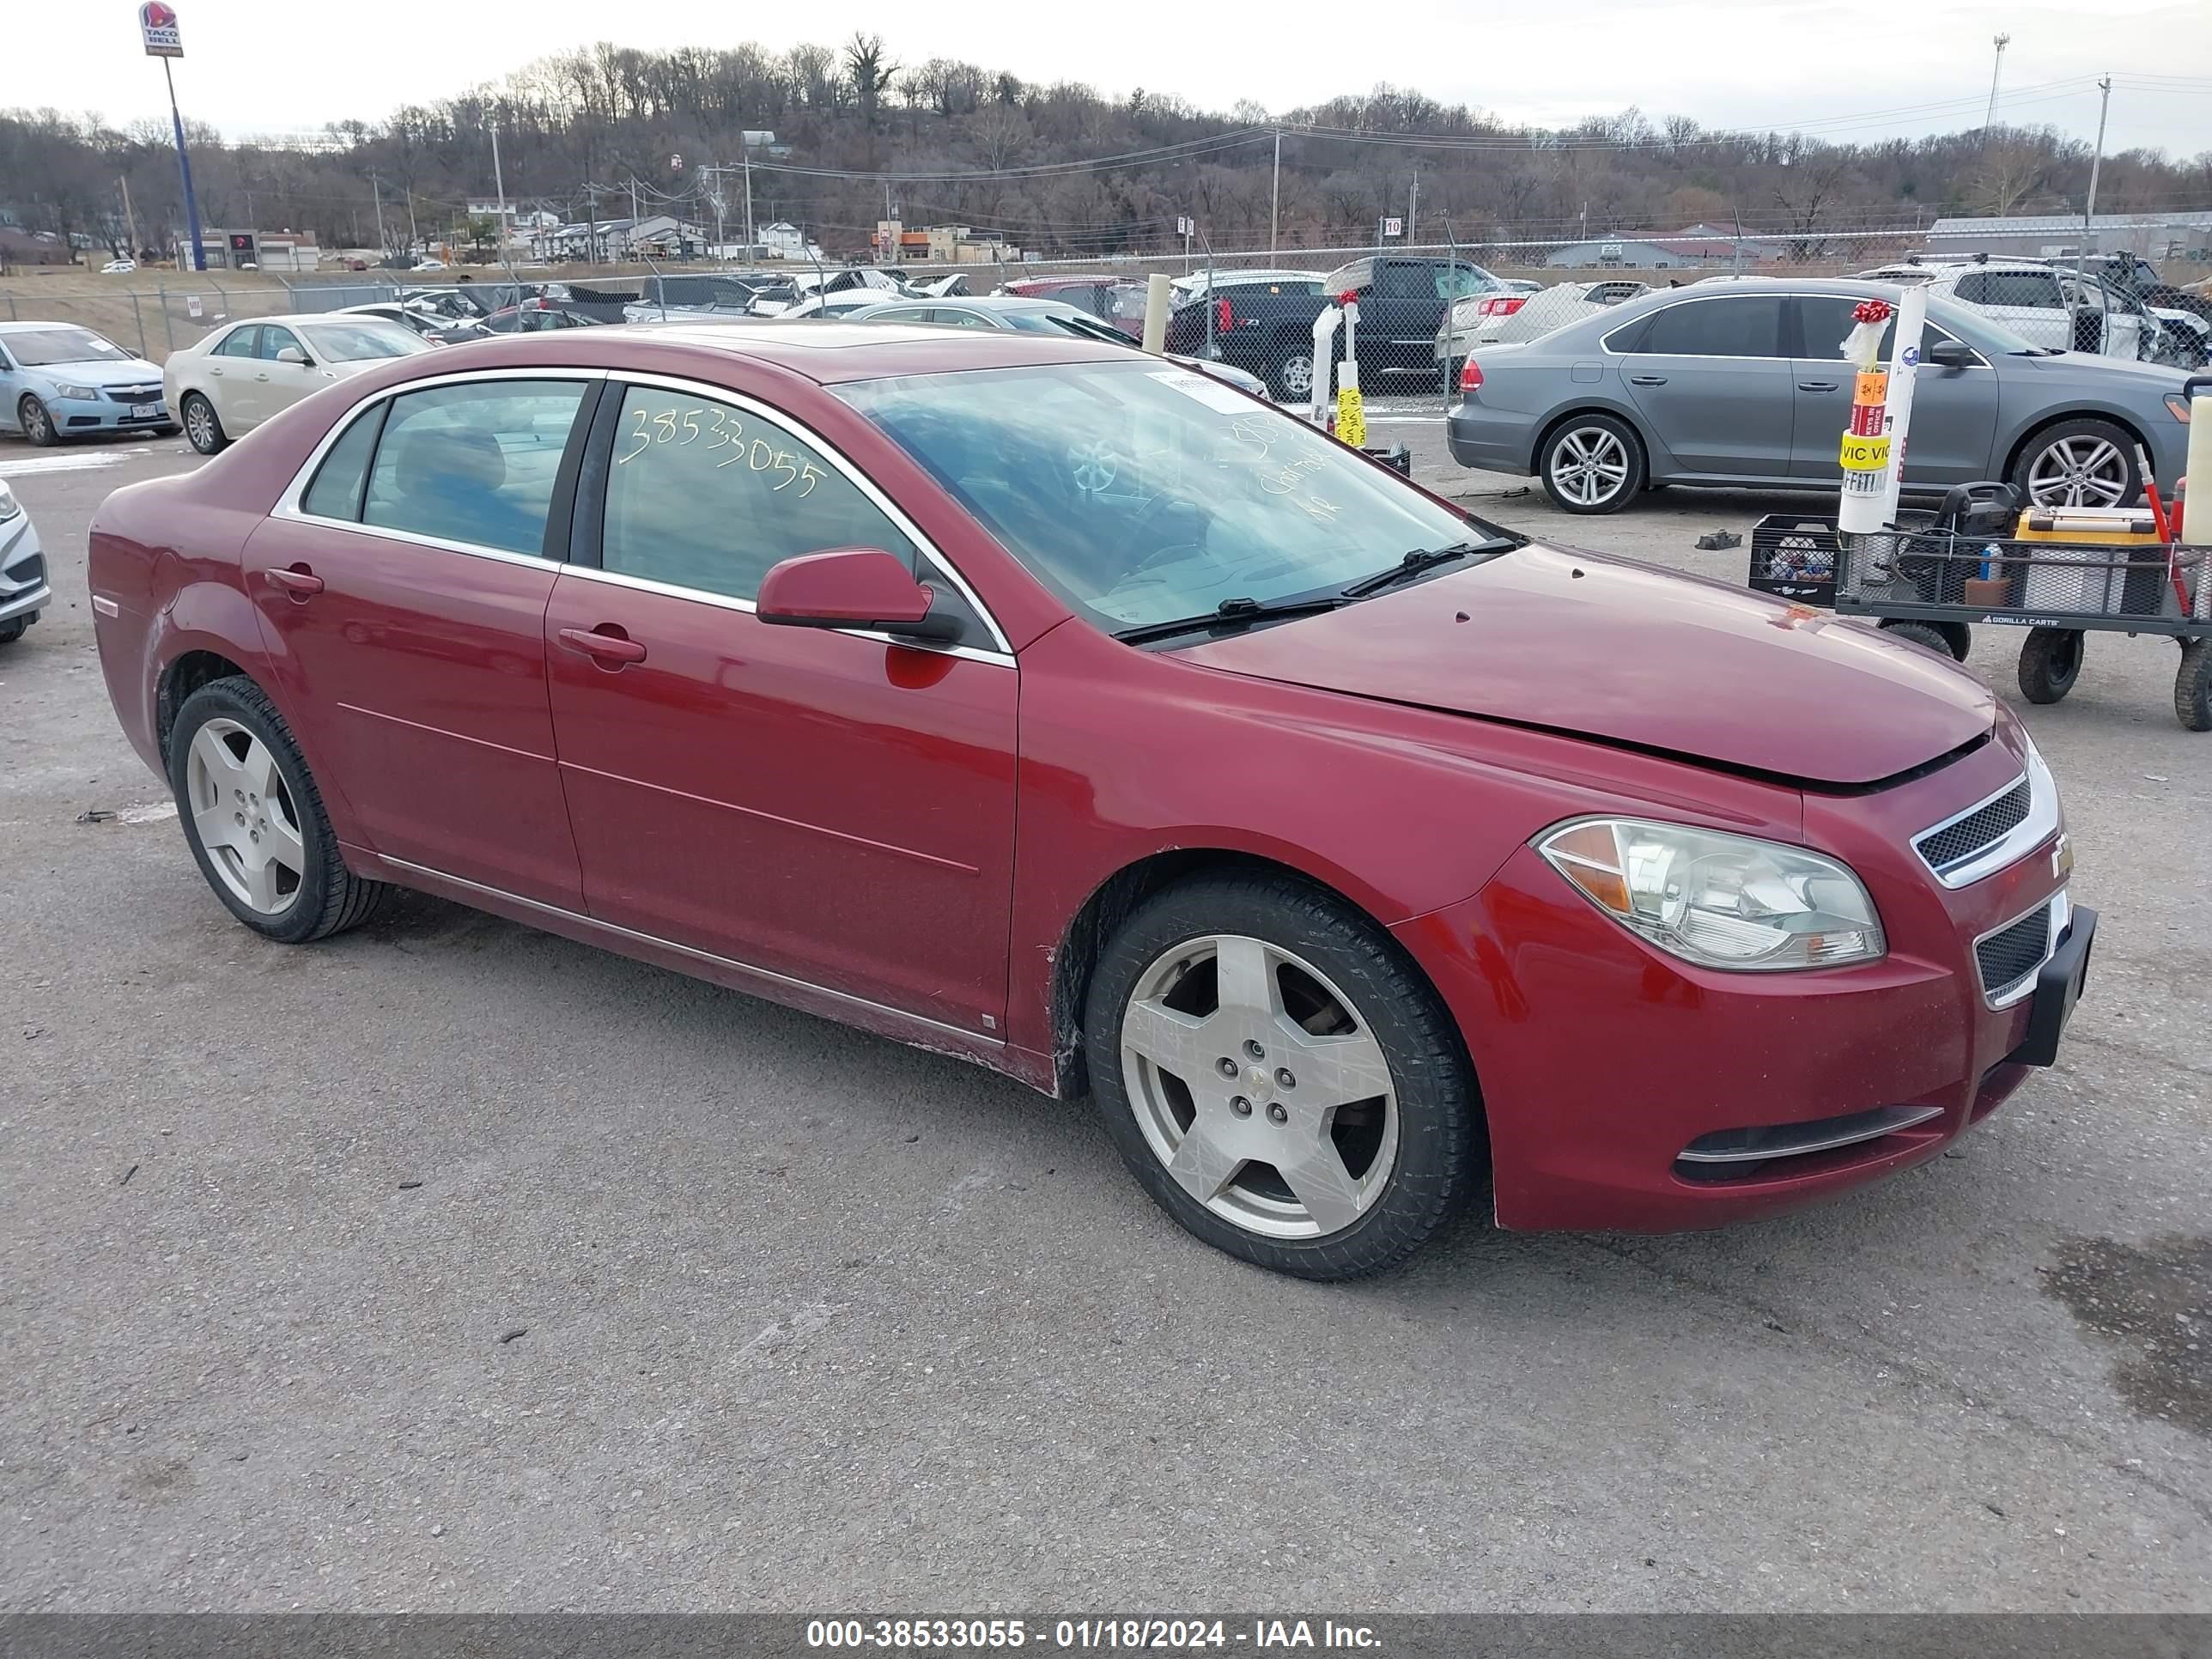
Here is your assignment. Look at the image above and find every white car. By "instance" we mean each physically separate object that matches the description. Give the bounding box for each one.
[1436,279,1649,359]
[411,258,449,272]
[165,314,431,455]
[0,477,48,645]
[101,258,137,275]
[1856,259,2155,359]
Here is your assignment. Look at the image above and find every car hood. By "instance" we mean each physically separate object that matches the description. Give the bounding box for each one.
[35,356,161,387]
[1176,543,1995,787]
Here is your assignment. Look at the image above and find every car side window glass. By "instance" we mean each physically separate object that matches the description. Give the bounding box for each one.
[260,325,303,361]
[1796,296,1896,360]
[362,380,589,556]
[300,402,387,522]
[1632,296,1785,357]
[600,385,920,605]
[1959,270,2063,309]
[213,327,260,358]
[1373,264,1425,299]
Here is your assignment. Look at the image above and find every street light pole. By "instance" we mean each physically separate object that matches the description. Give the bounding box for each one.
[1269,131,1281,259]
[1983,33,2011,146]
[162,58,205,270]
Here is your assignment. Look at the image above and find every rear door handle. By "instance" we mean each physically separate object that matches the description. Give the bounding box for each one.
[1796,380,1840,392]
[254,373,270,382]
[1628,374,1668,386]
[557,625,647,667]
[264,564,324,599]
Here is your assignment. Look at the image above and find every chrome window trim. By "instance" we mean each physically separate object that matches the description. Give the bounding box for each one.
[1915,746,2060,889]
[612,368,1015,657]
[374,854,1003,1050]
[1977,887,2069,1011]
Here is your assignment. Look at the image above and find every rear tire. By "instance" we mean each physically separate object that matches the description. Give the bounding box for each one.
[1877,620,1956,658]
[1083,870,1481,1280]
[1268,343,1318,403]
[2017,627,2085,704]
[2177,640,2212,732]
[0,617,28,645]
[181,392,228,455]
[1539,413,1645,514]
[167,676,392,943]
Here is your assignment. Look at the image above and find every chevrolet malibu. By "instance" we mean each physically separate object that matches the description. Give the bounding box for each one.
[89,324,2094,1279]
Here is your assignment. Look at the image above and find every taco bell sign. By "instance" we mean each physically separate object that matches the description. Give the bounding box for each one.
[140,1,184,57]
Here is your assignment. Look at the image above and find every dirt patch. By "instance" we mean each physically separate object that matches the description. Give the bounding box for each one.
[2043,1232,2211,1437]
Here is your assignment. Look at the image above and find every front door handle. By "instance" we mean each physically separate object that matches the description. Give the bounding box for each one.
[557,625,647,667]
[265,564,324,599]
[1628,374,1668,386]
[254,372,270,382]
[1796,380,1840,392]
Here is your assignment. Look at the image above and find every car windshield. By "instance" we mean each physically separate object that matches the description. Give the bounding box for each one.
[6,327,133,367]
[838,361,1514,636]
[297,321,432,362]
[1005,308,1126,342]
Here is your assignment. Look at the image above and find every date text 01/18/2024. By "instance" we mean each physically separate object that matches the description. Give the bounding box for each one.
[805,1619,1382,1650]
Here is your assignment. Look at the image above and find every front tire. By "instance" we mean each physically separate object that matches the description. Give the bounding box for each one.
[1878,620,1957,658]
[1268,343,1317,403]
[180,392,228,455]
[2017,627,2085,704]
[19,395,57,447]
[1540,413,1645,514]
[1083,871,1481,1280]
[2012,418,2138,508]
[167,676,391,943]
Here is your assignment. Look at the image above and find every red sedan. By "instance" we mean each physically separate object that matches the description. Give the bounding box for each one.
[88,324,2094,1279]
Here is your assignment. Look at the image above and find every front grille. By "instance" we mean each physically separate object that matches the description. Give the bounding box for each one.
[1977,903,2052,1000]
[1917,778,2031,875]
[104,385,163,404]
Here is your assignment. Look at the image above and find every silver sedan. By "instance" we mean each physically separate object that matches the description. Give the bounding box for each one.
[1447,276,2194,514]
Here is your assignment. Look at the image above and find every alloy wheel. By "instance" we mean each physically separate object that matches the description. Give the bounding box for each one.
[185,718,305,915]
[1279,352,1314,398]
[1119,933,1399,1240]
[1551,426,1630,507]
[2027,434,2128,507]
[21,398,52,444]
[185,398,217,453]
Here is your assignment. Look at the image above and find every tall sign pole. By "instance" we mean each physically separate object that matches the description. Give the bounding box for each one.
[140,3,204,271]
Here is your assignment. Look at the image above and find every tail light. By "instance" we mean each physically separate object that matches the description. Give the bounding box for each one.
[1216,298,1233,333]
[1476,295,1526,317]
[1460,358,1483,392]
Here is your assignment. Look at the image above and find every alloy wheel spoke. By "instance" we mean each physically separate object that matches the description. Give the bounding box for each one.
[1272,1024,1393,1112]
[195,803,245,856]
[191,725,248,794]
[1274,1129,1367,1235]
[261,808,307,878]
[1121,997,1215,1081]
[1164,1112,1247,1206]
[237,850,285,913]
[1212,935,1278,1018]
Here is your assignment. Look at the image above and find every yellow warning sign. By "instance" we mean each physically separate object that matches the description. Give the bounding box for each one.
[1853,371,1889,407]
[1838,433,1892,471]
[1334,386,1366,447]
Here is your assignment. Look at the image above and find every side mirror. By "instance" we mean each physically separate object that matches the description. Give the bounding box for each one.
[1926,339,1978,368]
[756,548,961,643]
[275,345,310,366]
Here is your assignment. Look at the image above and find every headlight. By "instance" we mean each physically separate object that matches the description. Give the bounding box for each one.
[0,481,18,522]
[1537,818,1886,971]
[50,383,97,402]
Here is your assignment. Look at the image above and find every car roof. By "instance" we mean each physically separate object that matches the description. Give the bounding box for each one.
[489,319,1131,384]
[0,319,124,334]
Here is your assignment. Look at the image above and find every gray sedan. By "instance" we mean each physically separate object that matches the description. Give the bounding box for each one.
[849,295,1273,398]
[1447,276,2195,514]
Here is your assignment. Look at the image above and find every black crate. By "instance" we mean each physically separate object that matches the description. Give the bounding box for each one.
[1747,515,1841,604]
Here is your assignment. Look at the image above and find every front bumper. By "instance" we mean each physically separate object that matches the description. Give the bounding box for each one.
[1391,742,2085,1232]
[0,514,49,624]
[44,390,172,436]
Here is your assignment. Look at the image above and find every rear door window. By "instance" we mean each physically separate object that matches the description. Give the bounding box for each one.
[213,326,261,358]
[361,380,592,556]
[300,403,389,521]
[1630,296,1786,357]
[1956,270,2064,310]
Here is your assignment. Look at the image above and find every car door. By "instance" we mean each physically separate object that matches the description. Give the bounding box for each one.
[543,374,1018,1035]
[1614,292,1793,477]
[1954,269,2070,351]
[245,372,599,908]
[203,325,264,428]
[252,324,324,425]
[1788,295,2001,486]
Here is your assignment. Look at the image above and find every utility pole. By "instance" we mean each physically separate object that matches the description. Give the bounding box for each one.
[629,174,641,256]
[404,188,419,258]
[490,122,508,263]
[1269,131,1281,259]
[371,171,388,258]
[2077,72,2113,317]
[1408,168,1419,245]
[744,149,756,259]
[586,183,601,267]
[118,175,141,261]
[1984,33,2011,147]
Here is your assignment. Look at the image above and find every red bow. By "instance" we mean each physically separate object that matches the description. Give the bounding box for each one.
[1853,298,1893,324]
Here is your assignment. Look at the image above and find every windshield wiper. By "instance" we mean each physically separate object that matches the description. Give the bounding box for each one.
[1114,593,1347,647]
[1338,538,1513,599]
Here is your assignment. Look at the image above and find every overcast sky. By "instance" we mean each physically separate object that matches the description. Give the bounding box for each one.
[9,0,2210,161]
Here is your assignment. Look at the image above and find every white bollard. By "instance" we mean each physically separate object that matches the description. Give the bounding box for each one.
[1310,306,1342,427]
[1140,271,1170,355]
[1874,285,1929,529]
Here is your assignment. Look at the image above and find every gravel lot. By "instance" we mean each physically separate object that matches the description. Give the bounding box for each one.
[3,413,2208,1613]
